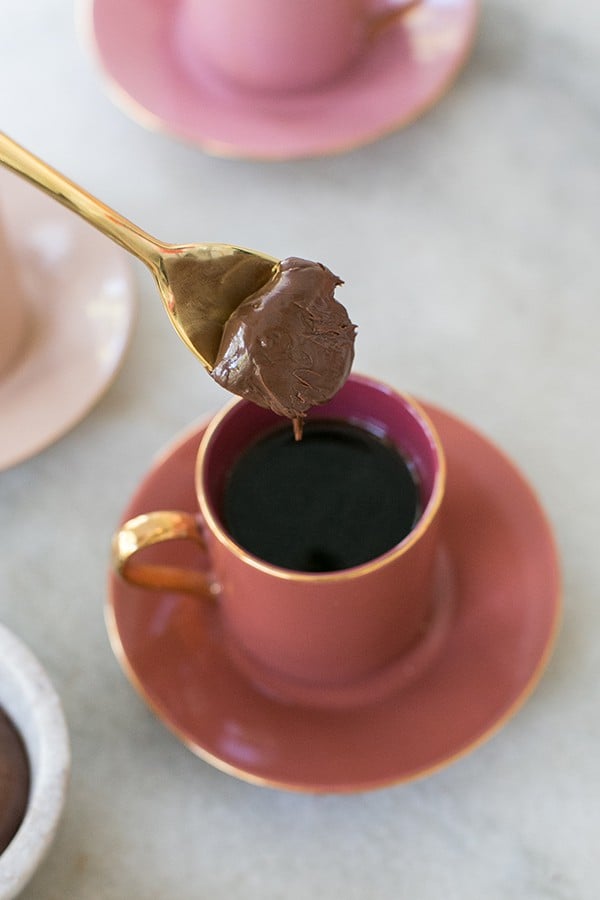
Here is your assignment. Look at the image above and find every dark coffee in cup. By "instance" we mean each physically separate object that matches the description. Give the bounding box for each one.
[222,419,420,572]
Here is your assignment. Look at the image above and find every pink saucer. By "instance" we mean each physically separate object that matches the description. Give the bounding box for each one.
[107,403,560,793]
[83,0,479,160]
[0,172,135,471]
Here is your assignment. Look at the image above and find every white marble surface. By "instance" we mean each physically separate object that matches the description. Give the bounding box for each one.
[1,1,598,897]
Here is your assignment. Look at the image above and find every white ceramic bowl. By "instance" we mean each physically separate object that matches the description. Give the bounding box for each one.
[0,623,70,900]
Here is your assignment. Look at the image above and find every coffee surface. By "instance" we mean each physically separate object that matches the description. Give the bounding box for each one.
[0,706,30,854]
[222,420,420,572]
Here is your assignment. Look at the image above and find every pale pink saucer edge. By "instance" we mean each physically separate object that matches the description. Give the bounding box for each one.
[0,173,136,471]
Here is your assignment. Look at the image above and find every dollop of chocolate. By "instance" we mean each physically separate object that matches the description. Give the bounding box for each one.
[210,257,356,434]
[0,707,30,854]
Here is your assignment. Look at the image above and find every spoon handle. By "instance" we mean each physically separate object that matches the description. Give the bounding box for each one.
[0,132,164,269]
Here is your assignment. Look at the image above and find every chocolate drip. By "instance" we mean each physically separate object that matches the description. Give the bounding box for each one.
[210,257,356,431]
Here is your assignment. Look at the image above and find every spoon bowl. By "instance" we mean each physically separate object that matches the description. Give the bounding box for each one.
[152,242,277,368]
[0,133,278,369]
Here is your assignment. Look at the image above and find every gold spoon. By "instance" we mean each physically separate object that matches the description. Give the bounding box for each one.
[0,132,278,369]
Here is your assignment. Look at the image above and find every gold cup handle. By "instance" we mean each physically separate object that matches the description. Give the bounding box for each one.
[112,510,211,594]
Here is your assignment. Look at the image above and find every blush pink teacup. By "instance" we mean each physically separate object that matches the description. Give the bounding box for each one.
[172,0,420,93]
[0,203,28,378]
[112,375,446,707]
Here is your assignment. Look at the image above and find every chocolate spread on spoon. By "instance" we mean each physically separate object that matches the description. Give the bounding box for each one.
[210,257,356,439]
[0,706,30,854]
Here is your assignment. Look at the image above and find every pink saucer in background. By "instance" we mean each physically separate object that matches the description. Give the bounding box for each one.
[0,172,136,471]
[83,0,479,160]
[107,403,561,794]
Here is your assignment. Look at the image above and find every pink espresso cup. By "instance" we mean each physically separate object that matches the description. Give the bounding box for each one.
[172,0,420,93]
[0,203,28,379]
[113,375,446,706]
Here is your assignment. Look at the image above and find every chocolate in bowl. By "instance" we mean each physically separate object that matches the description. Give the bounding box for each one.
[0,623,69,900]
[0,707,29,855]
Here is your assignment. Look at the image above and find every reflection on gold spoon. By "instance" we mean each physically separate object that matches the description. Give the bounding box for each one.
[0,132,278,370]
